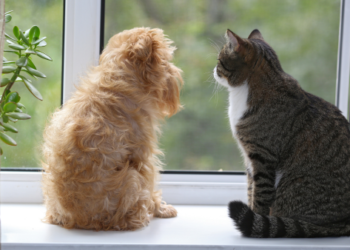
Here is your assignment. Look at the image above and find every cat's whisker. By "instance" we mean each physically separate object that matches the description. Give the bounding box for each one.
[206,74,222,105]
[208,38,221,53]
[220,35,226,45]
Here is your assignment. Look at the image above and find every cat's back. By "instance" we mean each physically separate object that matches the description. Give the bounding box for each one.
[280,84,350,162]
[270,80,350,222]
[264,76,350,175]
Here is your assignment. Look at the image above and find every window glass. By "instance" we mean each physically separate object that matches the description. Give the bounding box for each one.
[1,0,63,169]
[104,0,340,171]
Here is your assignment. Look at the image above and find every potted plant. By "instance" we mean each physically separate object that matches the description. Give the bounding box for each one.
[0,10,52,155]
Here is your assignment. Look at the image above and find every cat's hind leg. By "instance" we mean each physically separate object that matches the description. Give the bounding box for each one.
[247,172,254,209]
[249,158,276,215]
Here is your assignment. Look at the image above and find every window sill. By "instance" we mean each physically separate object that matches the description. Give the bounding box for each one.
[2,204,350,250]
[0,172,247,204]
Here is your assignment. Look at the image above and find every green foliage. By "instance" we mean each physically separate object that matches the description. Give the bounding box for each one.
[1,0,63,169]
[0,0,341,171]
[5,11,12,23]
[105,0,340,171]
[0,11,52,156]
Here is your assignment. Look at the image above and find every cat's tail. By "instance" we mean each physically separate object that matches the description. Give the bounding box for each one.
[229,201,347,238]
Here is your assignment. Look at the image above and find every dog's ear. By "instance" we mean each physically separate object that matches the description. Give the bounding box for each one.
[131,34,153,63]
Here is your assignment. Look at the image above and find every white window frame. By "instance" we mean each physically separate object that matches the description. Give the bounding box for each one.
[1,0,350,205]
[336,0,350,118]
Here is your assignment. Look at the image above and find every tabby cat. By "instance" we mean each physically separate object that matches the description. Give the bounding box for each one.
[213,29,350,238]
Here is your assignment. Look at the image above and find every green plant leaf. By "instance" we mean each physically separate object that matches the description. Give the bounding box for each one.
[3,61,16,65]
[20,32,30,46]
[35,51,52,61]
[3,102,17,113]
[15,77,23,82]
[1,78,11,87]
[6,40,15,45]
[2,123,18,133]
[13,26,20,40]
[6,112,31,120]
[8,44,25,50]
[6,38,16,44]
[18,75,28,81]
[15,107,22,113]
[24,49,36,54]
[16,103,25,109]
[26,57,37,69]
[26,66,46,78]
[5,92,20,103]
[3,89,11,100]
[5,14,12,23]
[5,10,13,15]
[0,125,4,131]
[37,40,47,47]
[29,26,40,44]
[5,33,16,41]
[21,69,37,79]
[3,56,7,62]
[16,57,28,67]
[32,37,46,45]
[4,50,19,55]
[2,115,9,123]
[21,76,43,101]
[2,66,16,73]
[0,132,17,146]
[8,117,17,123]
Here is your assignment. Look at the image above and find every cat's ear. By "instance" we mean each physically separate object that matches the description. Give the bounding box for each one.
[248,29,264,40]
[225,29,245,51]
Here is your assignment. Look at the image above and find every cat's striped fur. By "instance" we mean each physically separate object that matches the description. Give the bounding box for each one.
[214,29,350,238]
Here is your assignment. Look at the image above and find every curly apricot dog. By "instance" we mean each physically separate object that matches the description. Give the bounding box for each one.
[42,28,183,231]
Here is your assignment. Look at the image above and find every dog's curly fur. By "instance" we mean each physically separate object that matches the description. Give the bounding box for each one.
[42,28,183,231]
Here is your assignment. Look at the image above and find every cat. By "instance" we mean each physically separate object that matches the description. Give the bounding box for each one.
[213,29,350,238]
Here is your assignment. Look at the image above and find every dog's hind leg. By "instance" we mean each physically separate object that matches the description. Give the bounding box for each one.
[152,190,177,218]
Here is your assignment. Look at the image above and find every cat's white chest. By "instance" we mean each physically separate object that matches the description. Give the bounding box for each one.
[213,66,249,136]
[227,82,250,173]
[214,67,250,172]
[227,82,249,137]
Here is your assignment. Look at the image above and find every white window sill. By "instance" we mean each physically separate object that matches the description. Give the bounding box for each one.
[0,172,248,205]
[2,204,350,250]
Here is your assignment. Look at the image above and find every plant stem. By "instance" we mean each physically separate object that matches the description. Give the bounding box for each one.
[0,53,29,103]
[0,67,21,103]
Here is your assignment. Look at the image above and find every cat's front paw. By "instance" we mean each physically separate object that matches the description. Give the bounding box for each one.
[154,204,177,218]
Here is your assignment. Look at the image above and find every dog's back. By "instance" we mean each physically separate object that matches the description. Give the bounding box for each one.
[42,27,183,230]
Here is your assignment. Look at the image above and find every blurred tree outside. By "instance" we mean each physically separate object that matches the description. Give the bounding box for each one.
[1,0,340,171]
[105,0,340,171]
[1,0,62,168]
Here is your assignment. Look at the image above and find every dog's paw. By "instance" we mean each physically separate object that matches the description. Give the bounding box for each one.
[154,204,177,218]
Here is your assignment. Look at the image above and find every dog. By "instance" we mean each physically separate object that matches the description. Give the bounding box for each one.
[42,27,183,231]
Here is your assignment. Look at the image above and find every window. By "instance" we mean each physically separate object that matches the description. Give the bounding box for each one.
[1,0,350,205]
[104,0,340,171]
[1,0,63,169]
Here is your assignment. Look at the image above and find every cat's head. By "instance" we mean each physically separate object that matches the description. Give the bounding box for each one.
[214,29,282,88]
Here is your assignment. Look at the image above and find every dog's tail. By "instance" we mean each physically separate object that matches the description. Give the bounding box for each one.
[229,201,347,238]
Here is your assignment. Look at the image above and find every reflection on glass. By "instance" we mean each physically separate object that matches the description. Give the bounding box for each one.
[1,0,63,168]
[103,0,339,171]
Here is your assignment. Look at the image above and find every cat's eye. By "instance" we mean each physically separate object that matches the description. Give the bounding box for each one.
[219,59,231,72]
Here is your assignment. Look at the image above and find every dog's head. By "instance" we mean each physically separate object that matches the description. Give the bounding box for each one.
[100,27,183,117]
